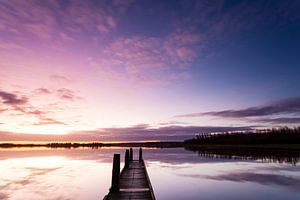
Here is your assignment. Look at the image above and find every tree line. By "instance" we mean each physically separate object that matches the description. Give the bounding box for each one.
[184,127,300,145]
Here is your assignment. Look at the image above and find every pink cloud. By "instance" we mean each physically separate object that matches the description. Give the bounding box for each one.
[56,88,81,101]
[0,90,62,126]
[107,16,117,28]
[0,1,56,39]
[34,88,51,95]
[97,24,110,34]
[0,90,28,105]
[0,0,133,43]
[99,32,201,84]
[33,117,66,126]
[0,42,31,52]
[0,88,82,127]
[164,32,202,67]
[49,75,71,83]
[59,33,76,42]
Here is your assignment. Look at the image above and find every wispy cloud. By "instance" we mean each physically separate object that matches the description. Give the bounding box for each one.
[252,117,300,124]
[0,0,134,42]
[97,32,201,84]
[90,0,300,85]
[158,121,190,126]
[56,88,81,101]
[0,89,80,126]
[34,87,82,101]
[95,124,252,141]
[34,88,52,95]
[0,42,32,53]
[33,117,66,126]
[176,97,300,118]
[49,75,72,83]
[0,125,253,141]
[173,0,300,42]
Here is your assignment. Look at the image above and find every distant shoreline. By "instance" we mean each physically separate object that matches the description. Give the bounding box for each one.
[1,141,300,150]
[0,141,184,148]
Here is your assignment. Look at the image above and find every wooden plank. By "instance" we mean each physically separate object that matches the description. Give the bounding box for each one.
[106,191,152,199]
[104,159,155,200]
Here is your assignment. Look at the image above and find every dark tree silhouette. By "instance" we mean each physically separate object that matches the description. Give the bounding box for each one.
[184,127,300,145]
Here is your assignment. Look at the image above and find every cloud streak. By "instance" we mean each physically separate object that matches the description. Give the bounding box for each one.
[0,89,78,126]
[176,97,300,119]
[33,117,67,126]
[199,172,300,192]
[56,88,81,101]
[0,0,134,42]
[90,0,300,85]
[97,32,201,84]
[253,117,300,124]
[0,125,253,141]
[173,0,300,43]
[34,88,51,95]
[93,125,253,141]
[49,75,71,83]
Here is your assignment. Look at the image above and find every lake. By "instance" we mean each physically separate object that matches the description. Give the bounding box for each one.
[0,147,299,200]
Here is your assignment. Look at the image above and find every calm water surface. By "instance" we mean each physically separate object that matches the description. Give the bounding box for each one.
[0,147,299,200]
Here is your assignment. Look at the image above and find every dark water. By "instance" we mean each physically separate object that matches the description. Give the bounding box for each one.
[0,147,299,200]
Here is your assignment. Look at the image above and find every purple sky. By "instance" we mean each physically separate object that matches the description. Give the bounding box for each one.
[0,0,300,141]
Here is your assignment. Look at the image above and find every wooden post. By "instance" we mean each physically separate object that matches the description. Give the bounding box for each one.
[125,149,129,168]
[110,154,120,192]
[139,148,143,161]
[129,148,133,161]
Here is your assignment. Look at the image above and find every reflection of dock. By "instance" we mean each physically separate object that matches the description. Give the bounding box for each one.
[103,148,155,200]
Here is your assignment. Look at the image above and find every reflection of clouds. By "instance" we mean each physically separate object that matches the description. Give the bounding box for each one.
[26,167,61,176]
[0,193,8,199]
[0,179,31,191]
[269,165,300,172]
[184,146,300,165]
[159,164,189,170]
[144,148,248,165]
[0,156,111,200]
[1,148,300,199]
[0,148,124,163]
[2,147,299,166]
[179,172,300,192]
[0,166,61,199]
[0,148,207,165]
[0,147,260,166]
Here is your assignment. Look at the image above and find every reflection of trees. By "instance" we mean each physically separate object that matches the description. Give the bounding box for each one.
[185,146,300,165]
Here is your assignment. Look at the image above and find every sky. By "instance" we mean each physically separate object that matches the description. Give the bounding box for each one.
[0,0,300,141]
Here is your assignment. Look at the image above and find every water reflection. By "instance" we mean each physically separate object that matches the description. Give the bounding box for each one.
[145,148,300,200]
[0,148,126,200]
[0,147,300,200]
[197,172,300,192]
[184,146,300,165]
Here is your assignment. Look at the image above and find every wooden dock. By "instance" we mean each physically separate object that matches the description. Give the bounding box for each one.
[103,148,155,200]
